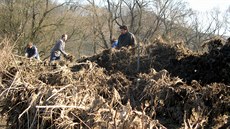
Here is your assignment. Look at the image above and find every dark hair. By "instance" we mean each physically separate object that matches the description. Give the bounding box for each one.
[120,25,128,30]
[61,34,67,38]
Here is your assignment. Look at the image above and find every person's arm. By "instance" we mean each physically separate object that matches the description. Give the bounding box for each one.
[130,33,136,47]
[32,46,39,58]
[25,48,28,57]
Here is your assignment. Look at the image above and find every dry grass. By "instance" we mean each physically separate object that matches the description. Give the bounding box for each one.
[0,38,14,71]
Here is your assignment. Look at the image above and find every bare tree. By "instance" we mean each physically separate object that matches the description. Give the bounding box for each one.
[184,7,229,50]
[0,0,73,54]
[105,0,120,43]
[140,0,171,42]
[1,0,229,57]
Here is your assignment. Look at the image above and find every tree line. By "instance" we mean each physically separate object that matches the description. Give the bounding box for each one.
[0,0,229,58]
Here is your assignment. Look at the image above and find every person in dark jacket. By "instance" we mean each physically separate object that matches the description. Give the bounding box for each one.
[25,42,40,60]
[117,25,136,49]
[50,34,69,63]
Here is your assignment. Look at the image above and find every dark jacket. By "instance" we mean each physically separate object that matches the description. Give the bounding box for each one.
[117,32,136,49]
[26,45,39,59]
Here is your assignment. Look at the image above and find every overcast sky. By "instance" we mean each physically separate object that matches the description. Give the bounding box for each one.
[186,0,229,12]
[186,0,230,36]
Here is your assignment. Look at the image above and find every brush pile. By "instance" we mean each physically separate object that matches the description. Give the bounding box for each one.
[0,38,229,128]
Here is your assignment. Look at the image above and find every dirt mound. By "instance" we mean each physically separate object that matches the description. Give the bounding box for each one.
[135,70,229,128]
[167,39,230,84]
[76,40,194,75]
[76,48,139,75]
[0,38,229,128]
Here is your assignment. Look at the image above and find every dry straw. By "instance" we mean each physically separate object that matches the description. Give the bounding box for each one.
[0,38,14,71]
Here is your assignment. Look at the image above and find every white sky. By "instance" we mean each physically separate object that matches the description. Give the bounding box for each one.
[186,0,230,36]
[186,0,230,12]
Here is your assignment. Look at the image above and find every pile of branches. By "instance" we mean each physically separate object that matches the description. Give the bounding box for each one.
[0,59,165,128]
[0,38,229,128]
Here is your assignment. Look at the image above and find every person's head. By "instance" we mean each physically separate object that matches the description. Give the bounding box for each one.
[27,42,33,48]
[61,34,68,41]
[119,25,128,35]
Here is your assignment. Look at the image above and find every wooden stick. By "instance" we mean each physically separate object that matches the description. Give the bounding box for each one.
[36,105,86,109]
[46,84,72,101]
[71,112,91,129]
[18,91,41,119]
[6,71,19,97]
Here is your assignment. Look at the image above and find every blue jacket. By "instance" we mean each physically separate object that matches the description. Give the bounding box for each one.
[112,40,118,48]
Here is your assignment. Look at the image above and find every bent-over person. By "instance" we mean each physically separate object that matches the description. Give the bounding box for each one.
[25,42,40,60]
[50,34,69,64]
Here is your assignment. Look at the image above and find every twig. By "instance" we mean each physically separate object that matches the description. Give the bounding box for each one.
[36,105,87,109]
[114,109,117,129]
[137,42,140,72]
[42,55,50,61]
[14,55,30,59]
[29,109,38,129]
[46,84,73,101]
[27,111,30,129]
[70,112,91,129]
[6,71,19,97]
[18,91,41,119]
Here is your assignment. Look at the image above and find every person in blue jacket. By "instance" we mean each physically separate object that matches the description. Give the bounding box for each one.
[25,42,40,60]
[111,38,118,48]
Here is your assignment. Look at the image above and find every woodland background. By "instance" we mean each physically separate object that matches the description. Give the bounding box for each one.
[0,0,229,58]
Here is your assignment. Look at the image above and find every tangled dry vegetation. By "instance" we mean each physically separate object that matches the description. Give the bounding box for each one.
[0,38,229,129]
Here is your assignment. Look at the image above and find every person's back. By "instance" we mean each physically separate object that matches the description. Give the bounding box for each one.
[117,25,136,49]
[50,34,68,62]
[50,39,66,57]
